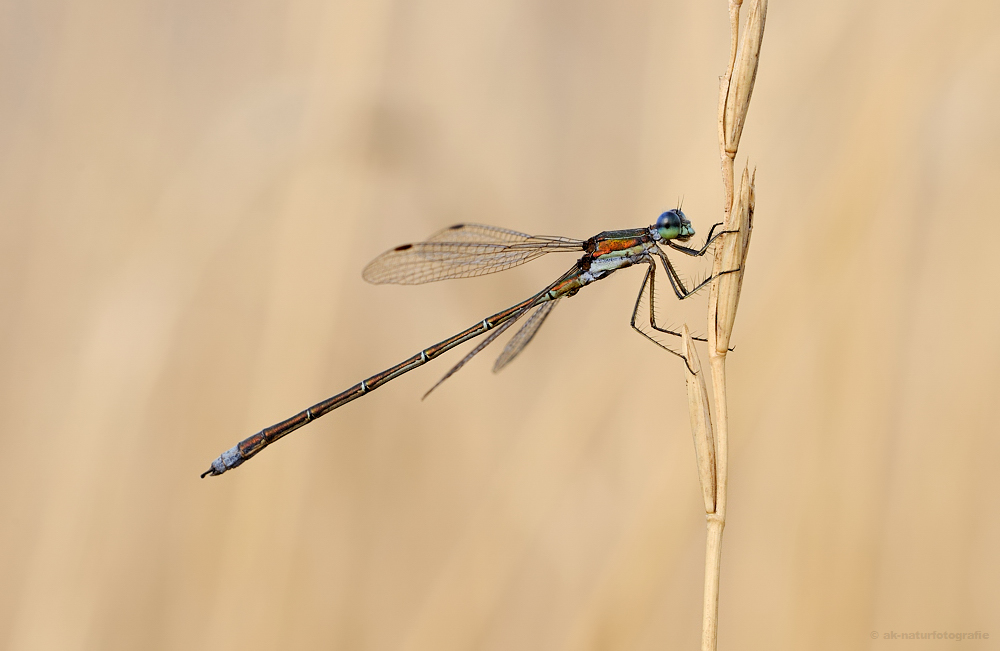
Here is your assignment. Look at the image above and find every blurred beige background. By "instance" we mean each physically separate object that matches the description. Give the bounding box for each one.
[1,1,998,649]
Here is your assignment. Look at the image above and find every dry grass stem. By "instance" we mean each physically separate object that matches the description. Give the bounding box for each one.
[701,513,726,651]
[681,325,717,514]
[696,1,765,650]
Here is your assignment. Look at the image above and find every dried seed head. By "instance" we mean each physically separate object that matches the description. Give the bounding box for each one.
[723,0,767,154]
[682,325,717,514]
[709,166,755,355]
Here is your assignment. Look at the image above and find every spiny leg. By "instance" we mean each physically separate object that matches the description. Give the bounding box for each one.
[656,247,710,300]
[629,264,692,369]
[654,246,741,301]
[666,222,735,257]
[642,259,710,342]
[651,249,740,352]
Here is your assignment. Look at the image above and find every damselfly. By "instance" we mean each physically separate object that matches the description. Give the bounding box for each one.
[202,209,727,477]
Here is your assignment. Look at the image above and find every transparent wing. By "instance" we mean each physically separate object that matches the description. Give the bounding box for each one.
[422,316,522,400]
[425,223,535,244]
[493,298,561,372]
[362,224,584,285]
[420,263,580,398]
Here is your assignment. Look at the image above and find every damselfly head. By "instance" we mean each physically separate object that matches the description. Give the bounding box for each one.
[655,209,694,242]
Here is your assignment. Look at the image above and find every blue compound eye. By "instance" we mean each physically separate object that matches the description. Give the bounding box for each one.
[656,210,680,231]
[656,209,683,240]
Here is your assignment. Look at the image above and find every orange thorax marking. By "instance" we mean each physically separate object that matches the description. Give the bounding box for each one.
[593,236,644,257]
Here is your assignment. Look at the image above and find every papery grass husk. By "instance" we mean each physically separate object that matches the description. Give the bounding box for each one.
[717,0,767,222]
[709,165,755,356]
[723,0,767,156]
[682,325,717,514]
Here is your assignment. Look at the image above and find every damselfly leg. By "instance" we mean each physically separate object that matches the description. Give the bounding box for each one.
[666,222,728,257]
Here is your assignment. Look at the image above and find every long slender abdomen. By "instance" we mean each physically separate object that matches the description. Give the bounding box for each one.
[200,293,544,477]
